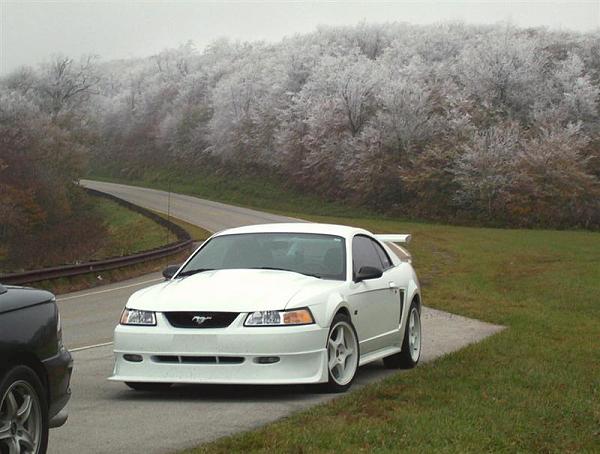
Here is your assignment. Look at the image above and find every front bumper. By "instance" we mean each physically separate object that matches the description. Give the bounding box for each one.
[110,313,329,385]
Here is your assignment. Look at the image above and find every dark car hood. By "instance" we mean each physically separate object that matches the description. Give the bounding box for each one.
[0,285,55,314]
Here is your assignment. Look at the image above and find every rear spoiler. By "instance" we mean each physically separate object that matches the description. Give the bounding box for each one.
[376,234,412,263]
[374,234,411,244]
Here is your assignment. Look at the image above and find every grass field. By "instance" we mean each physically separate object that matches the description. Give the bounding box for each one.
[14,197,177,294]
[0,196,172,275]
[31,205,211,295]
[91,172,600,452]
[27,204,210,295]
[150,209,212,242]
[92,197,173,258]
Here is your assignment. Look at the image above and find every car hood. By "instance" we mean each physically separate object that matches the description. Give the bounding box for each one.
[0,285,55,314]
[127,269,343,312]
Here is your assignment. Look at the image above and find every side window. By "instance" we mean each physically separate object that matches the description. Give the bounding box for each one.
[371,240,393,270]
[352,235,383,276]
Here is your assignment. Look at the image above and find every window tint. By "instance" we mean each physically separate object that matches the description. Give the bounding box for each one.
[372,241,393,269]
[352,235,383,275]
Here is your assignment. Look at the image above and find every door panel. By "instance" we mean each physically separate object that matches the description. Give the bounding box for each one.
[348,276,400,353]
[349,235,402,354]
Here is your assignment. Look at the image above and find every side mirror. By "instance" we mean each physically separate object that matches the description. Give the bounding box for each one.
[354,266,383,282]
[162,265,180,280]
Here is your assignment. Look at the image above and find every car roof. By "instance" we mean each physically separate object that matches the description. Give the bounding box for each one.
[213,223,372,239]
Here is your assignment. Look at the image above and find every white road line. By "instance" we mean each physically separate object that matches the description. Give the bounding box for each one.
[70,341,113,352]
[56,278,162,302]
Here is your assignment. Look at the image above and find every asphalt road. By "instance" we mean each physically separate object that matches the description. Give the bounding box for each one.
[80,179,300,233]
[49,180,504,454]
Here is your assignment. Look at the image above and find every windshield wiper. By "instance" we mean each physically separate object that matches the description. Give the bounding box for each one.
[252,267,322,279]
[177,268,214,277]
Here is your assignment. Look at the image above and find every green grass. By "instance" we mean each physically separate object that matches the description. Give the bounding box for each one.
[0,196,172,274]
[0,197,188,294]
[150,209,212,240]
[32,247,194,295]
[91,171,600,452]
[92,197,172,258]
[28,207,205,295]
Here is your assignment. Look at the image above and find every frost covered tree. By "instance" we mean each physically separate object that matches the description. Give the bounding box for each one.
[458,30,546,117]
[510,123,600,227]
[37,55,100,115]
[453,123,521,220]
[376,57,438,155]
[302,53,380,137]
[209,51,288,161]
[0,89,106,269]
[3,22,598,228]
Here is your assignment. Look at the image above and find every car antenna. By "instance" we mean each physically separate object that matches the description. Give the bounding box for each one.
[167,179,172,244]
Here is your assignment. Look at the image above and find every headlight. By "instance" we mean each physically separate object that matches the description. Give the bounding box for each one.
[120,308,157,326]
[244,308,314,326]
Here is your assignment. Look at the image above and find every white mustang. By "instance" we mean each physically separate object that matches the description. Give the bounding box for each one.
[111,223,422,393]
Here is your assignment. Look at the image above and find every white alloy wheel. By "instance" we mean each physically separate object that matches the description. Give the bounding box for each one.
[408,306,422,363]
[326,318,359,389]
[383,299,422,369]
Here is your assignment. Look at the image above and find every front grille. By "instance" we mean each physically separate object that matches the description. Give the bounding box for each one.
[164,311,239,328]
[151,355,244,364]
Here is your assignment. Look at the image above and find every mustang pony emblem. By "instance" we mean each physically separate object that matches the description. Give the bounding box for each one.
[192,315,213,325]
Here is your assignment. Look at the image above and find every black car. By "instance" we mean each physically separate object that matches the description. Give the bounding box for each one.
[0,283,73,454]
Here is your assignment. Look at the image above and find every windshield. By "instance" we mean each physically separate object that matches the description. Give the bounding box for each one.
[178,233,346,280]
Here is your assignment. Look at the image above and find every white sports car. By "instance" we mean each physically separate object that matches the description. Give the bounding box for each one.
[111,223,422,392]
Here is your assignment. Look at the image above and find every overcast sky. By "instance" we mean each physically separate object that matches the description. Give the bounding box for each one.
[1,1,599,74]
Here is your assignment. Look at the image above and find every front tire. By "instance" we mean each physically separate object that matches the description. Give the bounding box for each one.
[125,382,172,392]
[0,365,48,454]
[383,300,422,369]
[322,313,359,393]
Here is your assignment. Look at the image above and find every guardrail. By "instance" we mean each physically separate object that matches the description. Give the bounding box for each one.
[0,188,194,286]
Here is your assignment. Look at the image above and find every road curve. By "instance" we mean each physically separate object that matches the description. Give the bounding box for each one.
[50,180,503,454]
[80,179,300,232]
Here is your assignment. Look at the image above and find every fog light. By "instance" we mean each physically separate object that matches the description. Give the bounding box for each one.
[123,354,143,362]
[254,356,280,364]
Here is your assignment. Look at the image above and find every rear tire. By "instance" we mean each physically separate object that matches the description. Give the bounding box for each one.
[321,313,360,393]
[0,365,49,454]
[125,382,172,392]
[383,300,421,369]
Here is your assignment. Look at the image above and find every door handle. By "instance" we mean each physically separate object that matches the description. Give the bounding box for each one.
[388,281,398,289]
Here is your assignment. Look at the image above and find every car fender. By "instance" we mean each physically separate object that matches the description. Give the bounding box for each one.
[399,269,421,340]
[307,291,350,329]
